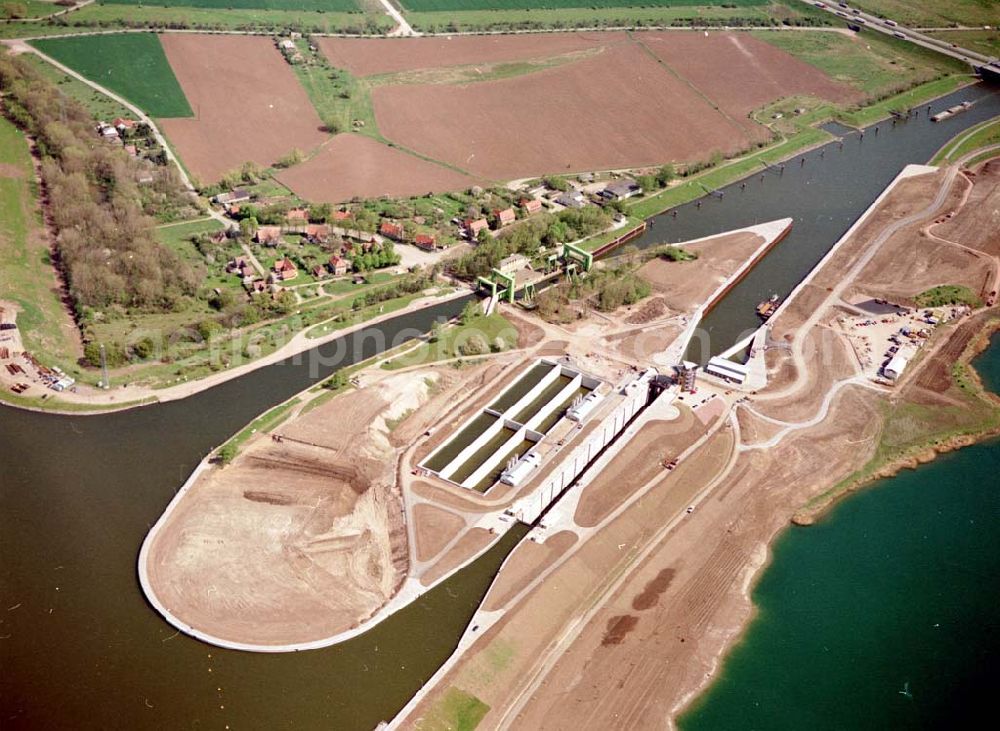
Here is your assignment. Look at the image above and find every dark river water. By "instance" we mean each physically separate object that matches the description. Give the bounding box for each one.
[630,83,1000,357]
[1,83,998,730]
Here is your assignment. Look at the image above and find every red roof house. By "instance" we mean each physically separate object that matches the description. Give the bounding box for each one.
[328,254,350,276]
[464,218,489,238]
[493,207,516,228]
[414,233,437,251]
[379,220,404,241]
[272,258,298,281]
[520,197,542,214]
[255,226,282,245]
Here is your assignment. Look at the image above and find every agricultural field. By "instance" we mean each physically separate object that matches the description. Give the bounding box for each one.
[846,0,1000,29]
[1,0,62,19]
[398,0,764,11]
[366,32,857,181]
[405,3,777,32]
[101,0,361,9]
[17,53,133,121]
[276,133,477,203]
[31,34,193,118]
[0,117,82,372]
[751,28,964,98]
[156,34,328,185]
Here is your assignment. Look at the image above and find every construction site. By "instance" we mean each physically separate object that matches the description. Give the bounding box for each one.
[136,151,1000,727]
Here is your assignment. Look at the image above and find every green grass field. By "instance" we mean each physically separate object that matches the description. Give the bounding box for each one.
[0,116,83,374]
[289,40,380,140]
[101,0,360,10]
[752,29,957,98]
[400,0,763,11]
[926,29,1000,57]
[931,117,1000,164]
[31,33,194,118]
[1,0,63,19]
[847,0,1000,30]
[18,53,133,121]
[381,313,515,369]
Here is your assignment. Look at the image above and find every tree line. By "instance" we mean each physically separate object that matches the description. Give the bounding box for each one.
[0,52,200,319]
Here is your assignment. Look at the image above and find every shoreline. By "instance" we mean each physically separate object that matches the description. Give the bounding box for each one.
[0,288,468,417]
[670,316,1000,726]
[793,316,1000,525]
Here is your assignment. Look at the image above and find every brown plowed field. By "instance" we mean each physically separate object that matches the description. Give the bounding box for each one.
[316,32,628,77]
[639,31,859,136]
[275,134,477,204]
[158,34,328,185]
[372,42,746,180]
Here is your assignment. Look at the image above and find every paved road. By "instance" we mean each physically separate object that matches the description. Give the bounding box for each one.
[802,1,999,69]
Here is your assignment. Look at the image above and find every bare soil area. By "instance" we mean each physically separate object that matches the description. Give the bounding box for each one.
[316,32,627,77]
[482,530,577,612]
[159,34,328,184]
[575,406,705,527]
[639,31,859,135]
[373,42,747,181]
[506,388,880,731]
[639,231,766,313]
[276,134,477,204]
[419,527,495,587]
[413,503,466,563]
[753,326,856,423]
[143,369,440,646]
[604,321,683,363]
[932,160,1000,255]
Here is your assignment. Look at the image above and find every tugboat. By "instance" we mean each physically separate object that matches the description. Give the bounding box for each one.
[756,294,780,320]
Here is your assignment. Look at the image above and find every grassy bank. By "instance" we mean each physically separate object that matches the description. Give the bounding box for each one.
[931,117,1000,165]
[406,4,774,32]
[381,312,515,369]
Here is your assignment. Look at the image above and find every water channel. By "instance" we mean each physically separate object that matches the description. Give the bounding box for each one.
[629,82,1000,357]
[1,82,998,729]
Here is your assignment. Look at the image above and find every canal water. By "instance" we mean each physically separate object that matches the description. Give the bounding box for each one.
[629,82,1000,357]
[1,85,998,728]
[679,333,1000,730]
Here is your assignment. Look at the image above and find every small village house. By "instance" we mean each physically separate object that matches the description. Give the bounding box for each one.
[414,233,436,251]
[255,226,283,246]
[600,178,643,201]
[328,254,350,276]
[493,207,516,229]
[272,258,298,282]
[464,218,489,239]
[379,220,404,241]
[520,197,543,215]
[304,223,330,244]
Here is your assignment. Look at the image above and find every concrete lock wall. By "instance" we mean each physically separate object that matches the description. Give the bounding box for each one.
[513,371,654,524]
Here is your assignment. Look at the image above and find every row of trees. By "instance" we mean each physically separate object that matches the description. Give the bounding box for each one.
[0,53,201,317]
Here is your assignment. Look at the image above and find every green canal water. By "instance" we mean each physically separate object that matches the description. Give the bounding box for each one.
[680,333,1000,730]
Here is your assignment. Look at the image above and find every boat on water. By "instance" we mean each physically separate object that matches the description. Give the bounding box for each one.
[756,294,780,320]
